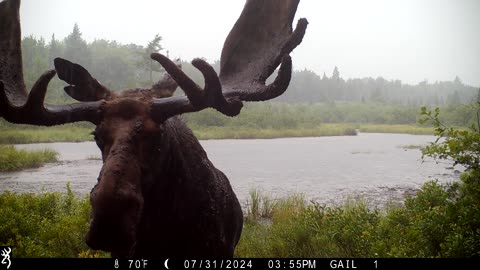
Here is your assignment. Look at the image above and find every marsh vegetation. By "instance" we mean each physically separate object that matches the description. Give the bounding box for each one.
[0,145,58,172]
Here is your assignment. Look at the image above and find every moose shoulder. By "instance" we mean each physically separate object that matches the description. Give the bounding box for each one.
[0,0,307,258]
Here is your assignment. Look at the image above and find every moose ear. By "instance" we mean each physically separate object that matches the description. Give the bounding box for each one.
[54,58,113,102]
[151,73,179,98]
[151,60,181,98]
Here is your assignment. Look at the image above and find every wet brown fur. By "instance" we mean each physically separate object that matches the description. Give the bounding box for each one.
[85,90,243,258]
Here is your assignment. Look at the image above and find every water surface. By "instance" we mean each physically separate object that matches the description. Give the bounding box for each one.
[0,133,460,209]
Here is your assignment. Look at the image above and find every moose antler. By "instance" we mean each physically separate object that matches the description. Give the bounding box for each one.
[149,0,308,122]
[0,0,103,126]
[1,0,307,125]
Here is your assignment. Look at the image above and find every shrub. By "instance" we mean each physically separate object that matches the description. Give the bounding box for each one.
[0,184,107,258]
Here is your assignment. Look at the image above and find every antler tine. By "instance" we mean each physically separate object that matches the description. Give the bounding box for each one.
[0,70,55,124]
[225,55,293,102]
[0,0,103,126]
[150,53,243,122]
[149,0,307,122]
[281,18,308,59]
[150,53,203,102]
[0,69,103,126]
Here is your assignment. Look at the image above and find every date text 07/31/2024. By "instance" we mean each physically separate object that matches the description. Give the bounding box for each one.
[178,259,362,269]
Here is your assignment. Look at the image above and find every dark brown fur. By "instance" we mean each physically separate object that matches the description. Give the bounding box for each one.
[84,93,243,258]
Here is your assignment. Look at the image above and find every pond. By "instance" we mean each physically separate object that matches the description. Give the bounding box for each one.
[0,133,460,209]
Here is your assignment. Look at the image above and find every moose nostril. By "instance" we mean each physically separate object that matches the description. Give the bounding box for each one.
[86,229,111,251]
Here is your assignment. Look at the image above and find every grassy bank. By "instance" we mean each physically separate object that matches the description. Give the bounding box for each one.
[358,124,434,135]
[1,172,478,258]
[192,124,357,140]
[0,126,93,144]
[0,123,435,144]
[0,145,58,172]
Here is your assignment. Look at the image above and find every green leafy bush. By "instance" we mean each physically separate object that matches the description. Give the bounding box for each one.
[0,184,107,258]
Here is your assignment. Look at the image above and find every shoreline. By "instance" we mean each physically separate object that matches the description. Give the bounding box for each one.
[0,124,434,144]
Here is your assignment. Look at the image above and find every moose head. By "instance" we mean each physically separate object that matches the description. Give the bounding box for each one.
[0,0,307,257]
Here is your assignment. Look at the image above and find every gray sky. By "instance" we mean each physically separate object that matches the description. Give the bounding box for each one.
[19,0,480,86]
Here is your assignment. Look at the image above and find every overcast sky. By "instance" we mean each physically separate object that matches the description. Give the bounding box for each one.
[18,0,480,86]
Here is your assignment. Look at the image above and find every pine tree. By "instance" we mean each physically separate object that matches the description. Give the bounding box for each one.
[64,23,91,68]
[48,34,62,68]
[142,34,164,84]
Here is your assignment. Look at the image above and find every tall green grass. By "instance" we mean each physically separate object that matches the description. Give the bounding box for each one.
[0,126,93,144]
[0,145,58,172]
[358,124,434,135]
[192,124,357,140]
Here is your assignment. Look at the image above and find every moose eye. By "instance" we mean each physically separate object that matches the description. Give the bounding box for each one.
[91,131,104,149]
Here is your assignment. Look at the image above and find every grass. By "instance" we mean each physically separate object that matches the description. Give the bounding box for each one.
[358,124,434,135]
[0,126,94,144]
[86,155,102,160]
[398,144,424,150]
[0,174,478,258]
[192,124,357,140]
[0,145,58,172]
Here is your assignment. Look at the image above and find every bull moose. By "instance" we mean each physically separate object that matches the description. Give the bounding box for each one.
[0,0,307,258]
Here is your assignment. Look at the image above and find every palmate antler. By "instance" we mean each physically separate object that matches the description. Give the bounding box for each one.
[0,0,307,125]
[0,0,103,126]
[149,0,308,121]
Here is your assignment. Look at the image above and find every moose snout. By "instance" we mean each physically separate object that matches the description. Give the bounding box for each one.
[86,218,135,252]
[85,219,111,251]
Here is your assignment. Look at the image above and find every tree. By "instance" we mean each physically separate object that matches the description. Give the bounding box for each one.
[332,66,340,81]
[322,72,328,81]
[418,105,480,257]
[21,35,48,90]
[48,34,62,68]
[447,90,461,105]
[419,106,480,169]
[454,75,463,85]
[141,34,164,84]
[89,39,136,90]
[64,23,91,68]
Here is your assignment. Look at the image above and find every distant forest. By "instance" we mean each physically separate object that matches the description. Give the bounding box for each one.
[22,24,477,105]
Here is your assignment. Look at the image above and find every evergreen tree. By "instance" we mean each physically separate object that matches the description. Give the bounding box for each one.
[64,23,91,68]
[322,72,328,80]
[48,34,62,68]
[332,66,340,81]
[141,34,164,84]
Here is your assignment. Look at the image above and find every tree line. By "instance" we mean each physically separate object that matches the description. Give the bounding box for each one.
[22,24,477,106]
[282,67,477,106]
